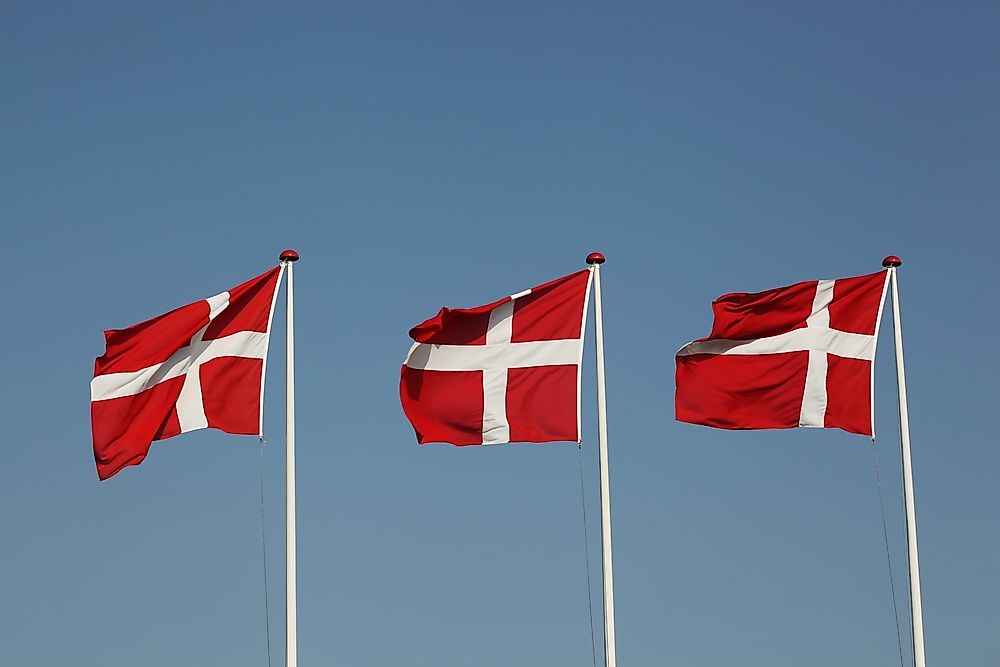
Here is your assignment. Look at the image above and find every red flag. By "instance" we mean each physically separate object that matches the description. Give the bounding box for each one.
[400,269,593,445]
[676,270,890,436]
[91,266,283,479]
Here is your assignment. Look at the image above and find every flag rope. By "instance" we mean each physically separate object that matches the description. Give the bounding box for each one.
[577,443,599,667]
[259,438,273,667]
[872,439,905,667]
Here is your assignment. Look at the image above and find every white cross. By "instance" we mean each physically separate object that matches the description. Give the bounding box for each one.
[404,288,585,444]
[91,291,270,434]
[677,278,885,428]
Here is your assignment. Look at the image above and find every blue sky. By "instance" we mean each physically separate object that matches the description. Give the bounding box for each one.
[2,2,998,665]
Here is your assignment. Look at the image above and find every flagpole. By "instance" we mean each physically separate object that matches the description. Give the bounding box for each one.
[883,255,926,667]
[280,249,300,667]
[587,252,617,667]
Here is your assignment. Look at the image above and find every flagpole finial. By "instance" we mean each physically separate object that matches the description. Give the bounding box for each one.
[882,255,902,268]
[280,249,300,262]
[586,252,606,265]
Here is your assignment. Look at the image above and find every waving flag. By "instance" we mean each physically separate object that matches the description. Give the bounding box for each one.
[91,266,283,479]
[676,269,890,436]
[400,269,593,445]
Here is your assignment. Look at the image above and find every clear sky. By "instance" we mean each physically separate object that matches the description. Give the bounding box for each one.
[2,2,998,666]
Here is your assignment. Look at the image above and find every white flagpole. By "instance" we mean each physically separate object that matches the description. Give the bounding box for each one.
[280,249,300,667]
[587,252,617,667]
[883,255,926,667]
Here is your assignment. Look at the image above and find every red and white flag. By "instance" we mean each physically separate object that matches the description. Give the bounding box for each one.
[676,269,891,436]
[400,269,593,445]
[91,266,283,479]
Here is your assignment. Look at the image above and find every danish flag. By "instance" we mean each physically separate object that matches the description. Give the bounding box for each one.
[400,269,593,445]
[91,266,283,479]
[676,269,891,436]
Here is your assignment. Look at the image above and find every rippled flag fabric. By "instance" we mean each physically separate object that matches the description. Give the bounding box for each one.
[91,266,283,479]
[401,269,593,445]
[676,270,890,436]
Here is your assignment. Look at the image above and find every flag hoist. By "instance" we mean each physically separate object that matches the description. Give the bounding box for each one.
[675,255,926,666]
[400,252,619,667]
[91,249,302,667]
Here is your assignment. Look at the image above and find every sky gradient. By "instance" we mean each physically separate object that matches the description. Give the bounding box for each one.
[2,2,998,665]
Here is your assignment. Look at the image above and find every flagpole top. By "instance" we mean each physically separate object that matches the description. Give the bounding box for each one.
[882,255,902,268]
[586,252,606,265]
[280,249,300,262]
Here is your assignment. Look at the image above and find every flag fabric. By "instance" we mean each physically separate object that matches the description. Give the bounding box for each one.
[676,269,890,436]
[91,266,284,479]
[400,269,593,445]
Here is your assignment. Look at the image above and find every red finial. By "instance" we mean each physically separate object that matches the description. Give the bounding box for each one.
[586,252,606,265]
[279,249,300,262]
[882,255,902,268]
